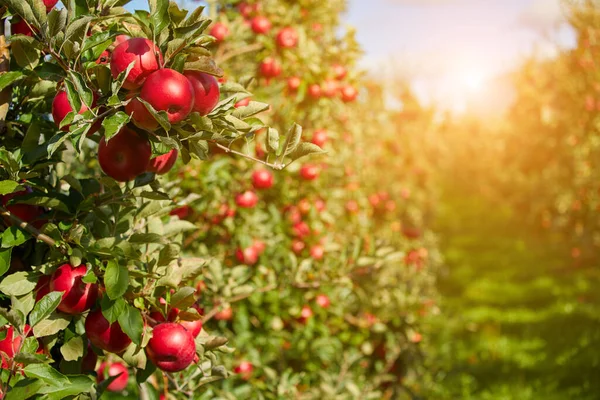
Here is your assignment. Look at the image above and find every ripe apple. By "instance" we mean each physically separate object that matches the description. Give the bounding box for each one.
[170,205,192,220]
[308,84,321,99]
[315,294,330,308]
[147,149,178,175]
[0,325,29,359]
[98,127,152,182]
[252,169,274,189]
[234,361,254,380]
[291,240,305,255]
[127,68,195,130]
[214,306,233,321]
[85,309,132,353]
[310,245,324,260]
[184,71,220,116]
[332,64,347,80]
[346,200,359,214]
[97,362,129,392]
[210,23,229,42]
[234,97,251,108]
[322,79,339,98]
[299,164,320,181]
[52,90,100,133]
[276,27,298,48]
[43,0,59,11]
[259,57,282,79]
[292,221,310,238]
[287,76,301,92]
[314,198,326,212]
[311,129,327,147]
[235,191,259,208]
[251,16,271,34]
[1,189,43,223]
[178,308,203,338]
[34,275,51,302]
[96,50,110,64]
[146,323,196,372]
[298,305,313,324]
[236,246,259,265]
[110,38,163,90]
[50,264,98,315]
[81,343,98,373]
[113,34,130,47]
[11,19,33,36]
[340,85,358,102]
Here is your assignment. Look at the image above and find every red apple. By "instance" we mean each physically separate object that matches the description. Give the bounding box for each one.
[170,205,192,219]
[310,245,324,260]
[235,191,258,208]
[81,343,98,373]
[332,64,347,80]
[52,90,100,133]
[298,305,313,324]
[98,127,152,182]
[234,361,253,380]
[178,306,203,338]
[127,68,194,130]
[292,221,310,238]
[252,239,266,254]
[11,19,33,36]
[315,294,330,308]
[322,79,338,98]
[259,57,282,79]
[252,169,274,189]
[210,23,229,42]
[236,246,259,265]
[235,97,251,108]
[147,149,178,175]
[340,85,358,102]
[346,200,359,214]
[146,323,196,372]
[214,306,233,321]
[1,189,43,223]
[97,362,129,392]
[96,50,110,64]
[113,34,129,47]
[184,71,220,116]
[85,309,132,353]
[291,240,305,255]
[0,325,27,359]
[299,164,320,181]
[34,275,51,302]
[50,264,98,315]
[43,0,59,11]
[311,129,327,147]
[308,84,321,99]
[314,198,326,212]
[251,16,271,34]
[288,76,301,92]
[110,38,163,90]
[276,27,298,48]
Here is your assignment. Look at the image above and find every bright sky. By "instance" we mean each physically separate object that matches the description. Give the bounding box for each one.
[125,0,576,112]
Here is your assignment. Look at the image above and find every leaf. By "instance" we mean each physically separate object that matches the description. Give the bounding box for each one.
[232,101,269,119]
[170,286,196,310]
[29,291,62,328]
[102,111,130,142]
[0,248,10,278]
[0,71,24,91]
[4,378,45,400]
[122,343,147,369]
[25,0,47,29]
[118,304,143,345]
[38,375,94,399]
[47,8,68,37]
[0,180,22,195]
[68,71,94,108]
[286,142,327,163]
[163,220,196,236]
[33,312,71,337]
[63,16,93,46]
[12,293,35,322]
[0,307,25,331]
[23,363,70,386]
[60,336,84,361]
[280,123,303,156]
[149,0,170,36]
[0,271,37,296]
[12,37,40,69]
[184,56,223,77]
[129,233,165,244]
[1,226,30,248]
[104,260,129,300]
[101,296,127,324]
[136,97,171,131]
[4,0,36,27]
[63,80,82,118]
[266,128,279,153]
[156,258,206,288]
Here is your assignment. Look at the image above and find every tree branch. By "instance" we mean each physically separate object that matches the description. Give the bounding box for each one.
[0,206,68,254]
[211,142,285,170]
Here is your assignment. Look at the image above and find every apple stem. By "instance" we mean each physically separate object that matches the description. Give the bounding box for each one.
[211,142,285,170]
[201,284,276,324]
[0,206,68,255]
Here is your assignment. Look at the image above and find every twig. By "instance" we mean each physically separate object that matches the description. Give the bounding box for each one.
[202,284,276,324]
[0,206,68,254]
[211,142,284,170]
[217,43,264,64]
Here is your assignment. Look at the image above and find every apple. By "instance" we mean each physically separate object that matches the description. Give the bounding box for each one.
[81,343,98,373]
[234,361,254,380]
[210,23,229,42]
[298,199,311,215]
[299,164,320,180]
[322,79,338,98]
[410,332,423,343]
[368,194,381,207]
[252,239,266,254]
[85,309,132,353]
[110,38,163,90]
[214,306,233,321]
[127,68,195,130]
[146,323,196,372]
[298,305,313,324]
[151,304,203,338]
[252,169,274,189]
[178,309,203,338]
[309,245,324,260]
[170,205,192,219]
[332,64,347,80]
[238,2,253,18]
[340,85,358,102]
[98,127,152,182]
[308,84,321,99]
[314,198,326,212]
[236,246,259,265]
[97,362,129,392]
[235,97,251,108]
[1,189,43,223]
[292,221,310,238]
[0,325,29,359]
[50,264,98,315]
[113,34,130,47]
[235,191,258,208]
[147,149,178,175]
[259,57,282,79]
[346,200,359,214]
[315,294,330,309]
[276,27,298,48]
[251,16,271,34]
[291,240,305,255]
[287,76,301,92]
[43,0,59,11]
[11,19,34,36]
[95,50,110,64]
[311,129,327,147]
[52,90,100,133]
[34,275,51,302]
[184,71,220,116]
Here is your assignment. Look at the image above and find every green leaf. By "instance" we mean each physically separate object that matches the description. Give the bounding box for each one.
[118,304,143,345]
[0,271,37,296]
[25,0,47,29]
[23,363,70,386]
[68,71,94,109]
[104,260,129,300]
[12,37,41,69]
[102,111,130,142]
[4,0,36,27]
[281,123,303,156]
[63,16,93,46]
[0,248,11,278]
[122,343,147,369]
[286,142,327,163]
[136,97,171,131]
[184,56,223,77]
[60,336,84,361]
[64,79,82,117]
[38,375,95,399]
[101,296,127,324]
[170,286,196,310]
[0,180,22,195]
[1,226,30,248]
[47,8,68,38]
[149,0,170,36]
[46,131,71,157]
[4,378,45,400]
[0,307,25,331]
[266,128,280,153]
[129,233,165,244]
[29,291,62,328]
[32,312,71,337]
[232,101,269,119]
[0,71,24,92]
[12,293,35,321]
[163,220,196,236]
